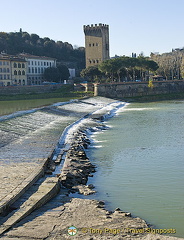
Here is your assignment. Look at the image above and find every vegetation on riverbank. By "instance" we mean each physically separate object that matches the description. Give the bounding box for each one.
[0,85,93,101]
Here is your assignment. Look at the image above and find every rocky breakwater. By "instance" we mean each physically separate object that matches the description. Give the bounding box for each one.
[58,117,107,195]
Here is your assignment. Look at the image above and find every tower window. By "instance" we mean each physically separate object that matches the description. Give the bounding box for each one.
[96,43,98,46]
[93,43,95,46]
[89,43,91,47]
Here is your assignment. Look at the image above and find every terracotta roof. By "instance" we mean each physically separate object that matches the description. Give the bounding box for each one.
[18,53,56,60]
[0,54,26,62]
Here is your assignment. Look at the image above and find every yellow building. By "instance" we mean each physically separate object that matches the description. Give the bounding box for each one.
[0,53,27,86]
[11,57,27,86]
[0,54,11,86]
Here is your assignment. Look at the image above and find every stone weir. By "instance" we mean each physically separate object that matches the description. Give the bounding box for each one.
[58,118,108,195]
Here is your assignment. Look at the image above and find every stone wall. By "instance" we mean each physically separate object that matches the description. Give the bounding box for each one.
[0,84,64,95]
[95,80,184,99]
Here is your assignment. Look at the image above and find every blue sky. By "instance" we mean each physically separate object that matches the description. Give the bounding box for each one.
[1,0,184,57]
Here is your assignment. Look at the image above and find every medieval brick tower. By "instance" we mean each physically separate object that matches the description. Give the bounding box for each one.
[83,23,110,68]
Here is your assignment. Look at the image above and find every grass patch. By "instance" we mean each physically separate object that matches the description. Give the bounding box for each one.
[0,85,93,101]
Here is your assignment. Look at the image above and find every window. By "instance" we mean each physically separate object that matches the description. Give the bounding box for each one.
[0,69,2,73]
[23,80,25,85]
[38,62,40,66]
[18,70,21,75]
[0,75,2,79]
[14,63,17,68]
[22,70,25,75]
[7,62,9,65]
[96,60,99,63]
[50,62,51,67]
[38,68,40,73]
[19,80,21,85]
[14,70,17,75]
[32,67,34,73]
[0,62,2,65]
[35,68,37,73]
[22,63,25,68]
[28,61,30,65]
[18,63,21,68]
[4,75,6,79]
[93,43,95,46]
[47,62,49,66]
[35,61,37,65]
[3,68,6,72]
[7,68,9,73]
[32,61,34,65]
[7,75,10,79]
[3,62,6,65]
[44,62,46,66]
[28,67,31,73]
[96,43,98,46]
[89,43,91,47]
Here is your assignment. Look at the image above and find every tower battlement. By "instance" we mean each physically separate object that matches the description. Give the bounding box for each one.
[83,23,109,30]
[83,23,110,68]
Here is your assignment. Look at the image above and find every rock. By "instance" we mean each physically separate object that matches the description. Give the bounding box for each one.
[87,184,94,189]
[115,207,121,211]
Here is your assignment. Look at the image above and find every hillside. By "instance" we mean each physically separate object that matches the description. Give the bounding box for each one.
[0,30,85,70]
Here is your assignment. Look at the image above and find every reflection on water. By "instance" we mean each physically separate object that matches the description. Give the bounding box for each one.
[0,98,72,116]
[88,100,184,238]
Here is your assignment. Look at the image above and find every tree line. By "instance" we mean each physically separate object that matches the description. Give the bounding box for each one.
[80,56,159,82]
[0,30,85,70]
[150,50,184,80]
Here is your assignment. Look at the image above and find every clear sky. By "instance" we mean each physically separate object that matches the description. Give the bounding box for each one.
[1,0,184,57]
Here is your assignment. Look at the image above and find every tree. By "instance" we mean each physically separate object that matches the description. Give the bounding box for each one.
[44,67,60,82]
[98,56,158,82]
[57,64,70,82]
[80,65,103,82]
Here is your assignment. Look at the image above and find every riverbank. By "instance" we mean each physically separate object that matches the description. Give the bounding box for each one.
[123,92,184,102]
[3,197,183,240]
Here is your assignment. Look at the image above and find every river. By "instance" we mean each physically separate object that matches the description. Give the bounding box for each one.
[0,98,183,238]
[86,100,184,238]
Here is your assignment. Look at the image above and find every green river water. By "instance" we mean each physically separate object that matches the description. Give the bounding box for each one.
[87,100,184,238]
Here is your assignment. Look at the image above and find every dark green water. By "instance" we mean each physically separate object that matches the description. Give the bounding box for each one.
[0,98,72,116]
[88,100,184,238]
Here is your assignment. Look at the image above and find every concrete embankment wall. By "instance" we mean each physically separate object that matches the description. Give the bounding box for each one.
[0,84,64,95]
[94,80,184,99]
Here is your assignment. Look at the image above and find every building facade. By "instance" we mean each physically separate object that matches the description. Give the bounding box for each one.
[11,57,27,86]
[18,53,56,85]
[83,23,110,68]
[0,53,27,86]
